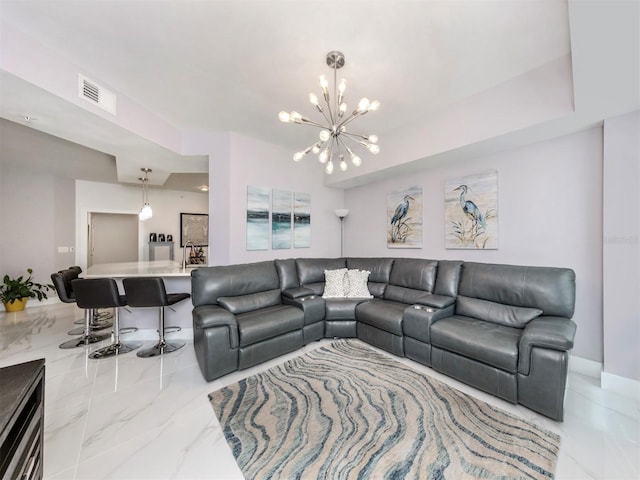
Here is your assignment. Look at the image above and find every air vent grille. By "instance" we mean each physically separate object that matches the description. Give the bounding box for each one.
[78,74,117,115]
[82,79,100,103]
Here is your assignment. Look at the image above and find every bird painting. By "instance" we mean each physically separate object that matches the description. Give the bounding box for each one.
[453,185,486,230]
[445,172,497,249]
[389,193,417,244]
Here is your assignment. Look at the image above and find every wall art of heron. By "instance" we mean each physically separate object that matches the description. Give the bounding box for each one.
[390,194,414,243]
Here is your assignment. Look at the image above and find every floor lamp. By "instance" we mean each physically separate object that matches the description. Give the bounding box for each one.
[335,209,349,257]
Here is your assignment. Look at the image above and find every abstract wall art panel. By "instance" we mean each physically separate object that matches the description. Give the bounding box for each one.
[246,186,270,251]
[272,189,292,249]
[445,171,498,249]
[294,192,311,248]
[387,186,423,248]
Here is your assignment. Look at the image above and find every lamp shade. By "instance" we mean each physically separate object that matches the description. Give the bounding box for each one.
[334,209,349,219]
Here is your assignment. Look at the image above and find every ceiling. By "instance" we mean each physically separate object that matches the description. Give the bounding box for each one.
[0,0,638,189]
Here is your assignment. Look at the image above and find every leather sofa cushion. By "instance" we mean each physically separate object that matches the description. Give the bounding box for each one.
[236,305,304,347]
[368,282,387,298]
[356,299,406,335]
[303,282,325,296]
[325,298,368,320]
[456,295,542,328]
[297,258,346,285]
[388,258,437,292]
[431,316,521,373]
[458,262,575,318]
[433,260,463,297]
[218,289,281,314]
[282,287,315,299]
[275,258,299,290]
[191,261,280,307]
[346,258,394,283]
[384,285,429,305]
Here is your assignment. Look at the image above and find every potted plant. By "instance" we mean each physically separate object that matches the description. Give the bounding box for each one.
[1,268,53,312]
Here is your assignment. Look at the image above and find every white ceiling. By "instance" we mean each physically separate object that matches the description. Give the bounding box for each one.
[0,0,638,188]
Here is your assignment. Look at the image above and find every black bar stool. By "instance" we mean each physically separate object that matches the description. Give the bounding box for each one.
[52,270,112,348]
[122,277,189,357]
[57,275,111,350]
[70,278,142,359]
[68,266,114,324]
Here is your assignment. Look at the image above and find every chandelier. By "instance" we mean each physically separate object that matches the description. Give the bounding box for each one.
[279,51,380,174]
[138,167,153,221]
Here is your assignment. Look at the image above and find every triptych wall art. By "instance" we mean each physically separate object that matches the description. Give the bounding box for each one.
[387,186,423,249]
[444,171,498,249]
[246,186,311,251]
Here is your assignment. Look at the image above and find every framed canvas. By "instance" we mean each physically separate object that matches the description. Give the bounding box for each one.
[294,192,311,248]
[247,186,270,250]
[387,186,423,248]
[272,189,292,249]
[445,171,498,249]
[180,213,208,247]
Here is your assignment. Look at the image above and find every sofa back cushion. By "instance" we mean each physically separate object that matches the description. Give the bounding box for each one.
[191,261,280,307]
[347,258,394,297]
[218,289,282,314]
[433,260,463,297]
[383,285,430,305]
[274,258,299,290]
[456,295,543,328]
[296,258,346,285]
[388,258,438,292]
[458,262,576,318]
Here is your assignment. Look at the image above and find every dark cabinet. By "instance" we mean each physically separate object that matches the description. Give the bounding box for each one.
[0,359,45,480]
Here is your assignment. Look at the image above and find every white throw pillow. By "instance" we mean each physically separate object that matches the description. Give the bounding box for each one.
[323,268,349,298]
[346,269,373,298]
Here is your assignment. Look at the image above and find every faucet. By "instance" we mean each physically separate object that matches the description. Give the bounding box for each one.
[182,241,195,269]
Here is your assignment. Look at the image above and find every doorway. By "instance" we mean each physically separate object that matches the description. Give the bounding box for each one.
[88,212,139,267]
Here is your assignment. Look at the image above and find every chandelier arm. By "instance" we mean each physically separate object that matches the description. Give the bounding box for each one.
[297,118,326,129]
[341,131,370,142]
[336,111,362,130]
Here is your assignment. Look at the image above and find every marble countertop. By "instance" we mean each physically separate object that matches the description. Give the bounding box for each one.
[84,260,195,278]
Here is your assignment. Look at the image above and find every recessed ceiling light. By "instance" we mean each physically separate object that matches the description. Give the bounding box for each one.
[199,185,209,192]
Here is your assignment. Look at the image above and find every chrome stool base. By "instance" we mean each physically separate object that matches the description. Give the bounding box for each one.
[137,340,185,358]
[59,332,110,349]
[89,341,142,359]
[67,319,112,335]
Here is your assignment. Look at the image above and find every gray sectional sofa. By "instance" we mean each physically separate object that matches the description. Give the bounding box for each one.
[191,257,576,421]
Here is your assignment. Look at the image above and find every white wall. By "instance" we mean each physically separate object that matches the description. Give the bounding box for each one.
[156,130,347,267]
[75,180,208,270]
[603,110,640,382]
[345,127,604,363]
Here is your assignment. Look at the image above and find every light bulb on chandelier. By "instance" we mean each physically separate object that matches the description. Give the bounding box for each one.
[279,51,380,174]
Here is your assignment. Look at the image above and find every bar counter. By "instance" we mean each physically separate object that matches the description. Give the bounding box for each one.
[84,260,192,278]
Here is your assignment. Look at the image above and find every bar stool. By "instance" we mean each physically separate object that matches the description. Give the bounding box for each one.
[51,268,112,338]
[122,277,189,357]
[58,275,111,350]
[68,266,114,324]
[71,278,142,359]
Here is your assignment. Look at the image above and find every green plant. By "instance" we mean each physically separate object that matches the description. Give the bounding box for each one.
[0,268,53,304]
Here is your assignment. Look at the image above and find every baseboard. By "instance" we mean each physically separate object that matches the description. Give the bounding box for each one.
[569,354,602,378]
[601,372,640,400]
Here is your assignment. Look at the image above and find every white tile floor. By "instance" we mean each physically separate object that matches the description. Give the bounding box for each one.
[1,302,638,480]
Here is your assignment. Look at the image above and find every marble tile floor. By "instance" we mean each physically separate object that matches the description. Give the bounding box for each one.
[0,302,638,480]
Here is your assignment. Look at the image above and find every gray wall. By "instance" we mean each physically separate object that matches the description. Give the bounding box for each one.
[603,110,640,381]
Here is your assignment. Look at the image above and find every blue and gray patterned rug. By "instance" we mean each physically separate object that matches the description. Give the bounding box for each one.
[209,339,560,479]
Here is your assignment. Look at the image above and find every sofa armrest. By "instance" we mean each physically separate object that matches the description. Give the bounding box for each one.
[518,316,576,375]
[282,287,316,299]
[403,304,455,344]
[282,294,325,325]
[415,293,455,309]
[193,305,239,348]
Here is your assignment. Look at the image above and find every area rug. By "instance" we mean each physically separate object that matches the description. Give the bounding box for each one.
[209,339,560,479]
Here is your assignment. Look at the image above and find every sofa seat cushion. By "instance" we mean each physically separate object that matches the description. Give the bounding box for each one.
[430,316,521,373]
[236,305,304,347]
[325,298,369,320]
[355,299,406,335]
